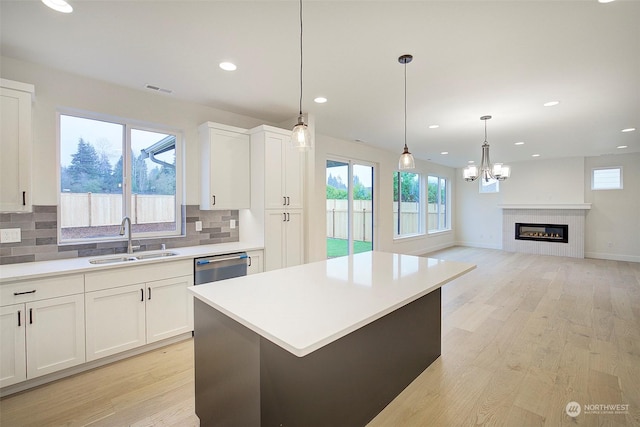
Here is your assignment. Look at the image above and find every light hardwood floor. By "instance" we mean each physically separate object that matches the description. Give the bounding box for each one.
[1,247,639,426]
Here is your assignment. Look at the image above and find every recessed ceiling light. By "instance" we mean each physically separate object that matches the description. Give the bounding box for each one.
[428,124,439,129]
[543,101,560,107]
[532,154,541,157]
[621,127,636,132]
[314,97,327,104]
[468,160,475,164]
[441,151,449,155]
[42,0,73,13]
[514,141,525,145]
[617,145,628,149]
[219,62,237,71]
[598,0,615,3]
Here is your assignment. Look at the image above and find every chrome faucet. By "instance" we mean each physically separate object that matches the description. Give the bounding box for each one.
[119,216,134,254]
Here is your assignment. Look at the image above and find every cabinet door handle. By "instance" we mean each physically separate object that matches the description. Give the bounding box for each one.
[17,310,21,327]
[13,290,36,296]
[148,287,151,300]
[22,191,26,206]
[141,289,144,302]
[282,213,286,222]
[212,195,216,205]
[283,196,287,206]
[247,256,252,267]
[29,308,33,325]
[287,213,290,222]
[287,196,290,206]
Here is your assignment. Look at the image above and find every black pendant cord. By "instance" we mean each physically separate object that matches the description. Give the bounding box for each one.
[298,0,304,117]
[404,61,407,150]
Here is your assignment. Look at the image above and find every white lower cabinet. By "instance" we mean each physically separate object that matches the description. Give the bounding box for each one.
[85,274,193,362]
[0,294,85,388]
[246,250,264,275]
[0,304,26,387]
[146,276,194,344]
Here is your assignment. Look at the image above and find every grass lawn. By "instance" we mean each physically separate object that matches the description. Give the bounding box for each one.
[326,238,373,258]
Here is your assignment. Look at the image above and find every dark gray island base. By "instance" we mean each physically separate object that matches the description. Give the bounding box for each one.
[194,288,441,427]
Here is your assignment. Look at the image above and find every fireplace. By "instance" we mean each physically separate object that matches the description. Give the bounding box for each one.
[515,223,568,243]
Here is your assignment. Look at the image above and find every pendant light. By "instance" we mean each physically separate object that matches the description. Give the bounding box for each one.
[463,115,511,182]
[398,54,415,170]
[291,0,312,150]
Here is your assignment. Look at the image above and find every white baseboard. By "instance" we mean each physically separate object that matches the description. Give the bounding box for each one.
[454,240,503,250]
[407,241,456,256]
[585,252,640,263]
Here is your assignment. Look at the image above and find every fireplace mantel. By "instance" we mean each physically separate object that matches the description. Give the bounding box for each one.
[499,204,591,210]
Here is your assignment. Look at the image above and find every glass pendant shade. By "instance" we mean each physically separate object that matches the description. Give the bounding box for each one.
[463,164,479,181]
[399,145,415,170]
[291,116,312,151]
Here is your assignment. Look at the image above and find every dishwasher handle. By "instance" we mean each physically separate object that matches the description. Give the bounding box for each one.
[196,253,248,266]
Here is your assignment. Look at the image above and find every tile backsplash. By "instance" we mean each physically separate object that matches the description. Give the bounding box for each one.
[0,205,239,265]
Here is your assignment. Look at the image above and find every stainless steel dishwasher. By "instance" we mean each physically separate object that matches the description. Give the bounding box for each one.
[194,252,249,285]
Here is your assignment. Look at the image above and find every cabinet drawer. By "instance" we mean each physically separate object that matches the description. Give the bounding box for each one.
[85,259,192,292]
[0,274,84,306]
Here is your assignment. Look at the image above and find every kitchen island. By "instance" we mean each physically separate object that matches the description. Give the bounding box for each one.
[189,251,475,426]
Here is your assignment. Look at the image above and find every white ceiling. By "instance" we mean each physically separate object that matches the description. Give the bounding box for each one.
[1,0,639,168]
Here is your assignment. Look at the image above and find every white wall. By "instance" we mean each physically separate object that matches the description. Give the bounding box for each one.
[501,156,585,204]
[584,153,640,262]
[454,175,503,249]
[309,134,457,262]
[1,56,268,206]
[456,154,640,261]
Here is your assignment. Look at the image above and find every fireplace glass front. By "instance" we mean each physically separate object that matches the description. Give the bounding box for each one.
[515,223,568,243]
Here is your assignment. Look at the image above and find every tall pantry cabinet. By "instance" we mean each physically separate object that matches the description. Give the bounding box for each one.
[0,79,34,213]
[249,126,305,271]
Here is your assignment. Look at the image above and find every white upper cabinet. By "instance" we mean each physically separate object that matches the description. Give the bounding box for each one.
[1,79,34,213]
[260,128,304,210]
[199,122,250,210]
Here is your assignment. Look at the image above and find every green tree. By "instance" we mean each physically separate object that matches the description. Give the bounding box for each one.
[393,172,419,202]
[326,185,348,200]
[67,138,102,192]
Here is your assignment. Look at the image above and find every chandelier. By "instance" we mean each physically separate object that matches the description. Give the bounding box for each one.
[463,115,510,182]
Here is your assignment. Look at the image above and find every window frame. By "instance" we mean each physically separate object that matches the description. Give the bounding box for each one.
[393,171,425,240]
[591,166,623,190]
[427,174,450,234]
[56,109,184,244]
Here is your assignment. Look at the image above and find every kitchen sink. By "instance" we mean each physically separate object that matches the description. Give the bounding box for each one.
[134,251,178,260]
[89,256,138,264]
[88,251,177,264]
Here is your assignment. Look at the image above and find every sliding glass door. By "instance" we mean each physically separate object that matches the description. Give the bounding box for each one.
[326,159,374,258]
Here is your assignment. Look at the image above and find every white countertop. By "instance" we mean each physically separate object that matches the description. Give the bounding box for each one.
[0,242,263,283]
[189,251,476,357]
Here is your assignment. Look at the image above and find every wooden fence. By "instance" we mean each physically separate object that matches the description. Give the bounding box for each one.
[60,193,175,228]
[327,199,446,239]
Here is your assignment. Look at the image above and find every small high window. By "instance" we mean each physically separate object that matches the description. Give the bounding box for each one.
[479,177,499,193]
[592,167,622,190]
